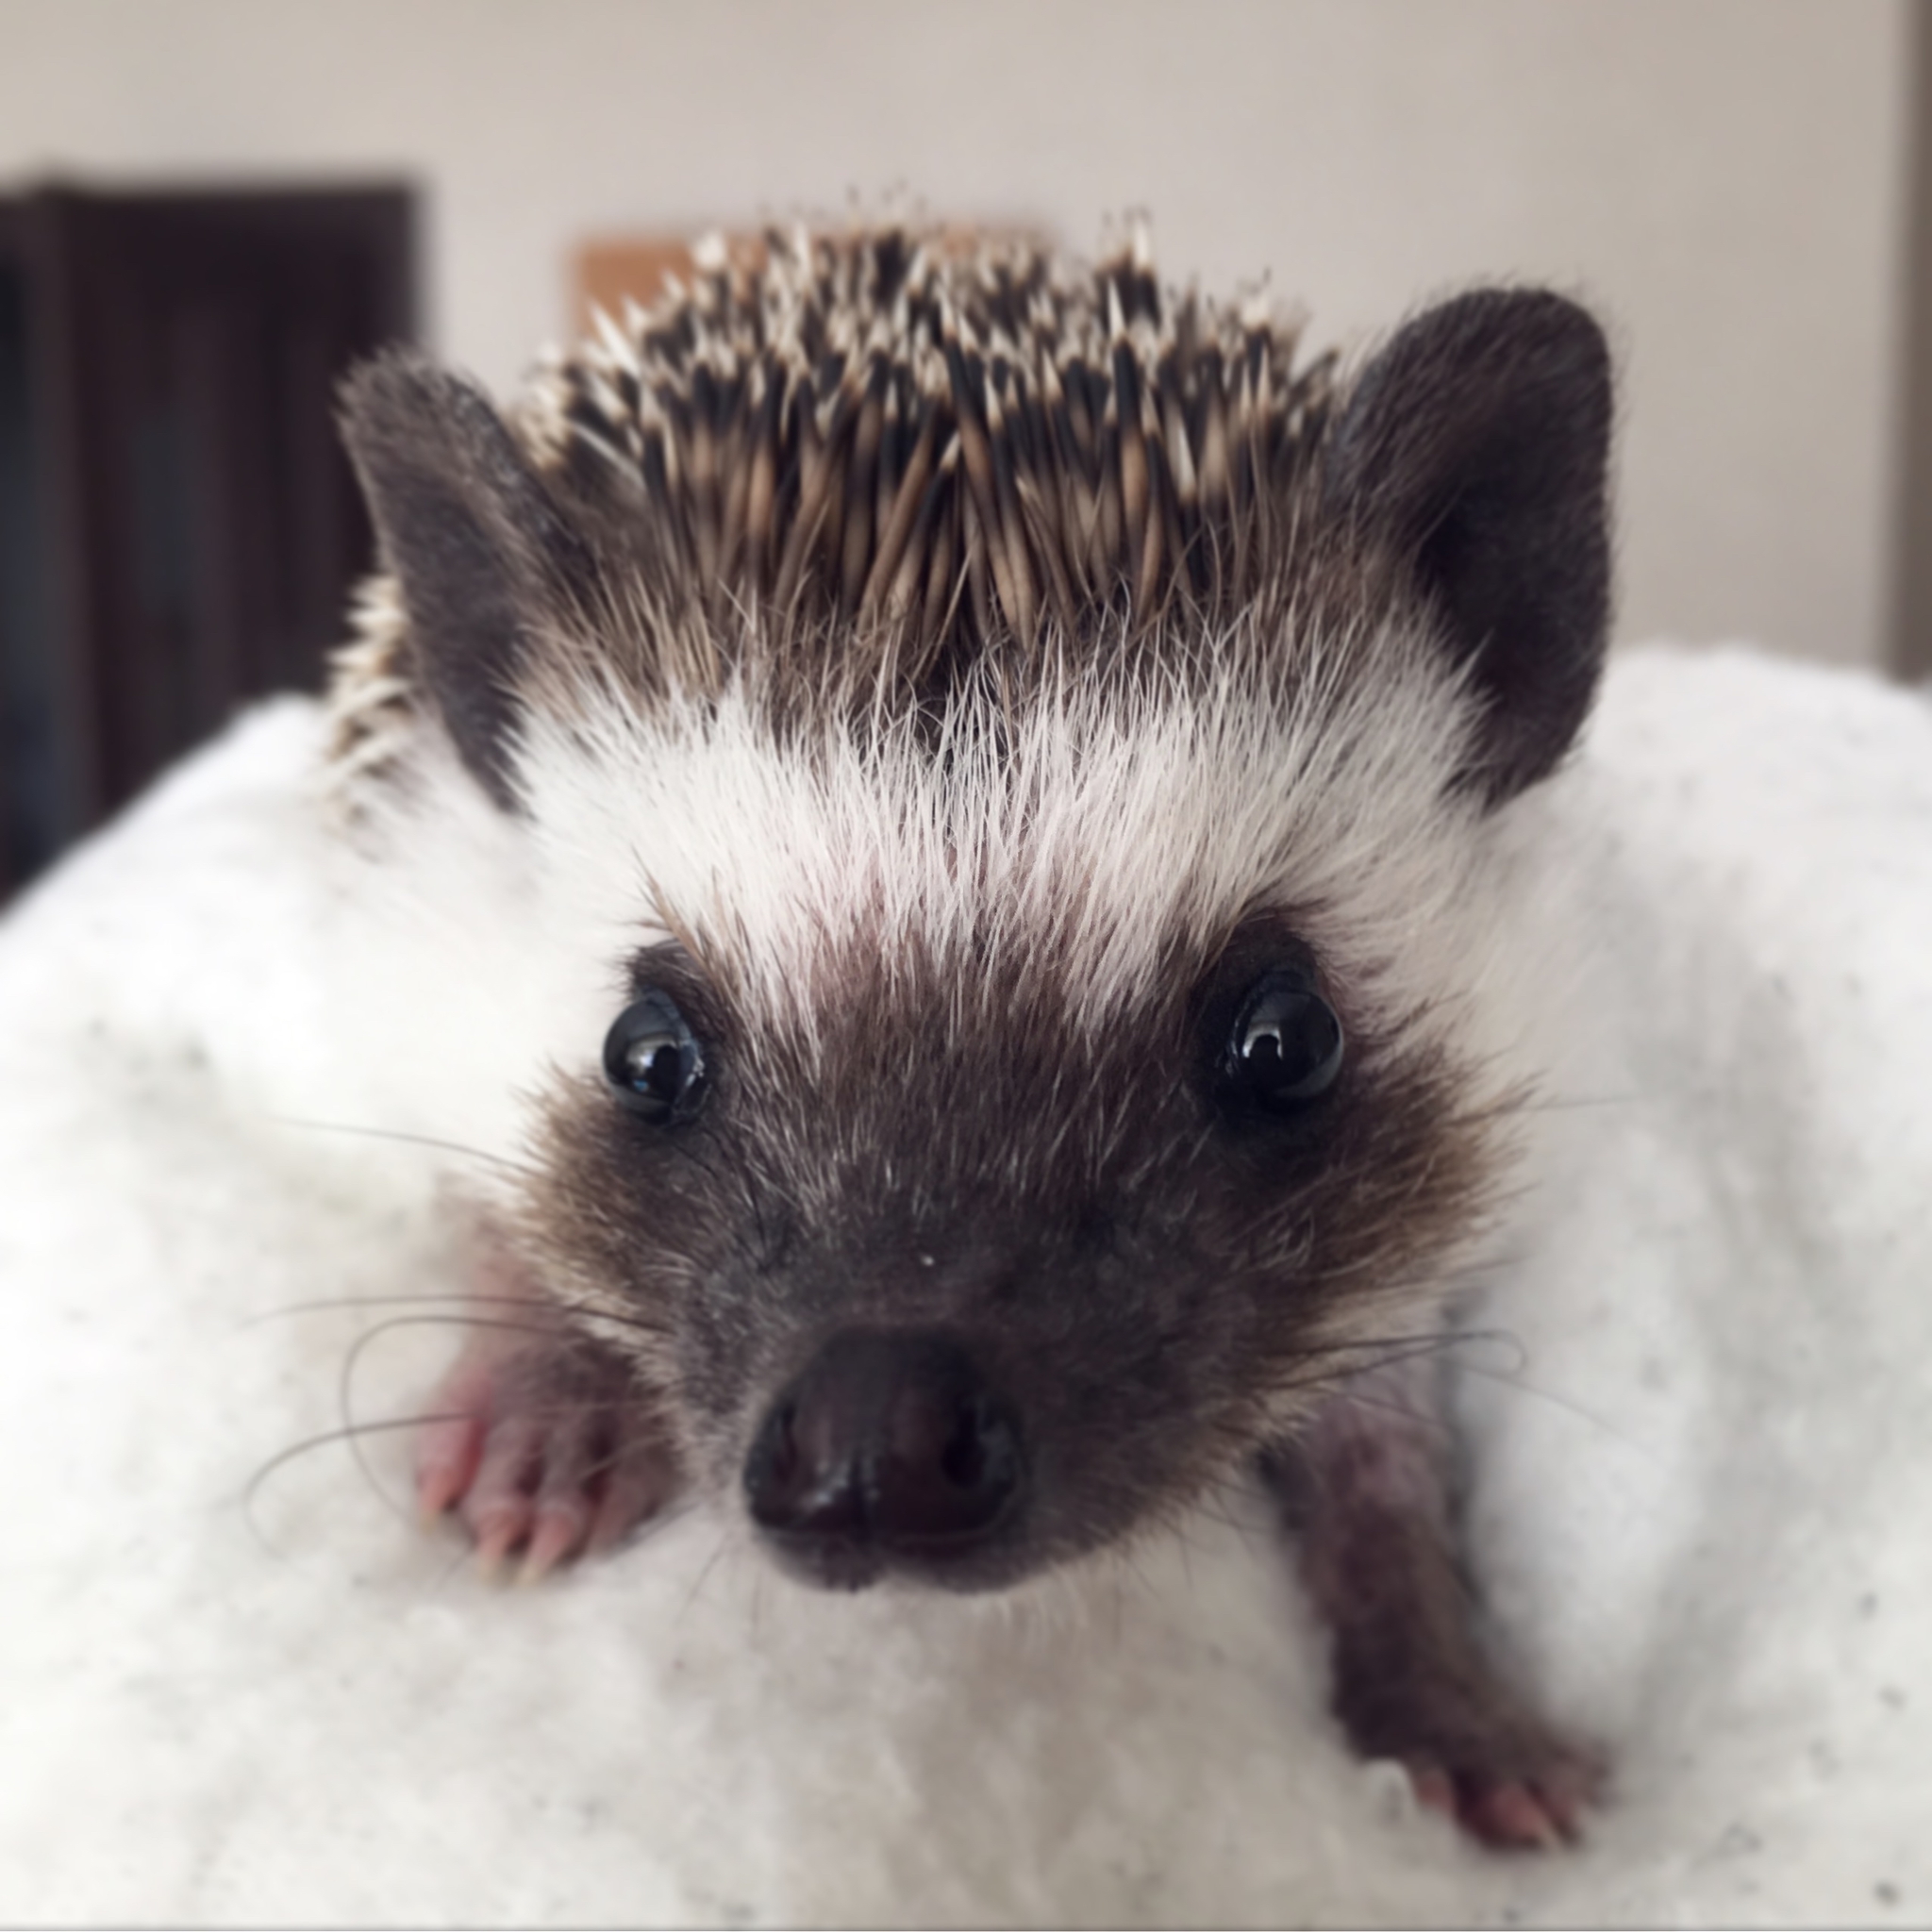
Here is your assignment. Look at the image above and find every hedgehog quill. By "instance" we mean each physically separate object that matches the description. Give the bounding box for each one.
[331,223,1610,1850]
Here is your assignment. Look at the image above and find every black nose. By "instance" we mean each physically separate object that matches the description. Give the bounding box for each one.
[743,1330,1024,1578]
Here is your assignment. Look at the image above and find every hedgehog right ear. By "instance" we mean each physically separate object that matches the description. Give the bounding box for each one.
[1324,289,1613,805]
[340,352,596,811]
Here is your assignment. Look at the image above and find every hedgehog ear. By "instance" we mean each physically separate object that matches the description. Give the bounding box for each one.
[1324,289,1613,804]
[340,352,596,810]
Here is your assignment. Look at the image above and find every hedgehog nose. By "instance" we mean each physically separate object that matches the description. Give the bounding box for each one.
[743,1330,1023,1577]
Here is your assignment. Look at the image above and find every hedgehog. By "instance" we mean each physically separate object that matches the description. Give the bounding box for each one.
[329,220,1612,1850]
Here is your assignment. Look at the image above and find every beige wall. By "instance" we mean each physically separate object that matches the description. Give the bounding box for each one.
[0,0,1911,666]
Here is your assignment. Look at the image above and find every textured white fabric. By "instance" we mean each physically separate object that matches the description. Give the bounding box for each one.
[2,646,1929,1925]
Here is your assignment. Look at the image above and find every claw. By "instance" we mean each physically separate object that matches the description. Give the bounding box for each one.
[473,1510,527,1582]
[519,1496,591,1584]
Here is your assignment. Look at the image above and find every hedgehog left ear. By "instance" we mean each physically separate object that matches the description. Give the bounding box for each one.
[340,351,603,812]
[1324,289,1613,805]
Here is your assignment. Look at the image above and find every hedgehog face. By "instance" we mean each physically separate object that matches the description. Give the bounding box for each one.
[337,226,1612,1591]
[508,655,1511,1589]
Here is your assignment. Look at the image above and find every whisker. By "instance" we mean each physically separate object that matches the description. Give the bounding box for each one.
[247,1312,589,1543]
[240,1293,558,1332]
[1287,1325,1524,1365]
[261,1114,540,1180]
[1436,1357,1651,1457]
[678,1526,737,1622]
[339,1312,444,1526]
[1276,1323,1646,1458]
[1486,1086,1701,1120]
[241,1290,661,1336]
[633,1492,707,1543]
[430,1531,482,1592]
[242,1408,466,1552]
[1324,1383,1457,1438]
[246,1287,669,1346]
[1274,1333,1475,1396]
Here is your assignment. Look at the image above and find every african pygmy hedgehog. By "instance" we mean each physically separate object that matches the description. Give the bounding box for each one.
[330,220,1611,1849]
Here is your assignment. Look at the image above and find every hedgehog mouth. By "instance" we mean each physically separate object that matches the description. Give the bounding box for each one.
[751,1480,1033,1595]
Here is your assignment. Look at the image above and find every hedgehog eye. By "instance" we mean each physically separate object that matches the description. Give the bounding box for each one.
[1223,969,1345,1112]
[603,991,706,1123]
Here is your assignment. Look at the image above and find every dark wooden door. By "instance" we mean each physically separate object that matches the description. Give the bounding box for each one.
[0,184,415,896]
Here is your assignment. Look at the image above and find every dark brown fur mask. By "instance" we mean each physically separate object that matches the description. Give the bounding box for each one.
[336,229,1611,1591]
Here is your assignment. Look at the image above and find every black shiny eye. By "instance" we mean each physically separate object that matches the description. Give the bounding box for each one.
[1223,968,1345,1113]
[602,991,706,1123]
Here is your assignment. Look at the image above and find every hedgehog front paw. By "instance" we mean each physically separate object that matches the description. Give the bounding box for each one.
[1262,1369,1603,1851]
[415,1327,681,1582]
[1352,1671,1601,1849]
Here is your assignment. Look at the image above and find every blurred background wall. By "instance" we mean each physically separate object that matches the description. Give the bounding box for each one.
[0,0,1912,673]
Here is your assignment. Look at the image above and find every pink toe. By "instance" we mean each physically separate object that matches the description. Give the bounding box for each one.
[587,1451,675,1552]
[1408,1765,1457,1818]
[462,1416,547,1570]
[415,1413,488,1521]
[1466,1780,1561,1850]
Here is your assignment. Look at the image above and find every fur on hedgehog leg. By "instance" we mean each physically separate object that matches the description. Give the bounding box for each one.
[415,1221,682,1581]
[1262,1361,1599,1849]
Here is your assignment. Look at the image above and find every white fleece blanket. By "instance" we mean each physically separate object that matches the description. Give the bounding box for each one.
[3,646,1931,1926]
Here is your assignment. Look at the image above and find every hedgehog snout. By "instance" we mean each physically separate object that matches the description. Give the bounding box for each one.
[741,1329,1025,1590]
